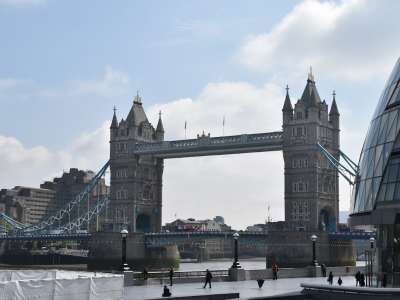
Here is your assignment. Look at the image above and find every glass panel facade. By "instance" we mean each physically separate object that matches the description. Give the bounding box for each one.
[352,58,400,214]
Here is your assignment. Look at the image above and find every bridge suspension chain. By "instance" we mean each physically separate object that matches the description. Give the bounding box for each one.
[317,143,359,185]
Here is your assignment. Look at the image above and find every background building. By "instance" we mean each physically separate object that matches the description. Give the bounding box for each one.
[0,168,109,230]
[164,216,231,232]
[0,186,56,225]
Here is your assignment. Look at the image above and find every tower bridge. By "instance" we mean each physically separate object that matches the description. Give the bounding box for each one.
[109,71,340,234]
[0,71,341,239]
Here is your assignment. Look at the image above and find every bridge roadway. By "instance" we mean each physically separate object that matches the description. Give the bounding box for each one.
[0,231,374,241]
[134,131,283,158]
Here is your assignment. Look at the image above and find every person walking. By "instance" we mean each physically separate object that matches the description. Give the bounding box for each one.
[355,271,361,286]
[272,263,279,280]
[327,271,333,285]
[382,273,387,287]
[143,267,148,281]
[203,269,212,288]
[360,273,365,287]
[321,263,327,277]
[169,267,174,286]
[338,277,343,286]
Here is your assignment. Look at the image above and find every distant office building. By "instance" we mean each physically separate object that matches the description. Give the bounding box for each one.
[0,186,56,225]
[246,224,267,232]
[0,168,109,229]
[41,168,108,211]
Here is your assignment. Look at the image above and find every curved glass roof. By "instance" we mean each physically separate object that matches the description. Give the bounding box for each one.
[351,58,400,214]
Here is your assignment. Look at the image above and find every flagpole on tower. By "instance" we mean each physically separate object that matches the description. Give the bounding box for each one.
[222,115,225,136]
[184,121,187,139]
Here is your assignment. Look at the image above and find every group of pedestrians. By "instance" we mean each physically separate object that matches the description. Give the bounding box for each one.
[354,271,366,287]
[160,267,213,297]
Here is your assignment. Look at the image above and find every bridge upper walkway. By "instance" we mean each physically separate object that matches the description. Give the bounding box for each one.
[134,131,283,158]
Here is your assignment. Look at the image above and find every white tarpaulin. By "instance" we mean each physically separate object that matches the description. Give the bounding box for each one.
[0,270,123,300]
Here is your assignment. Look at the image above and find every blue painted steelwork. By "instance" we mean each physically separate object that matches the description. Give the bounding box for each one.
[317,143,358,185]
[0,233,91,241]
[23,160,110,234]
[134,132,283,158]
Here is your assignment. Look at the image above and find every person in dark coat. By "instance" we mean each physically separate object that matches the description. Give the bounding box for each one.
[203,269,212,288]
[360,273,365,287]
[162,285,171,297]
[272,263,279,280]
[169,267,174,286]
[143,267,148,280]
[355,271,361,286]
[327,271,333,285]
[338,277,343,286]
[321,263,327,277]
[382,273,387,287]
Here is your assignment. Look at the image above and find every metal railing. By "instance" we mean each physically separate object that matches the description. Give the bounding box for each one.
[133,270,229,280]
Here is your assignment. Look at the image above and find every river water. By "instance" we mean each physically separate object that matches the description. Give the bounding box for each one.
[177,258,366,272]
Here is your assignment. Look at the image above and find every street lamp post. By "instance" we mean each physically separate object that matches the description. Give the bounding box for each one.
[231,232,241,269]
[369,237,375,287]
[311,234,318,266]
[121,229,130,272]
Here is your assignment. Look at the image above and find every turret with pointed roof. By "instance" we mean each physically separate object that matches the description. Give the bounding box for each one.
[282,85,293,112]
[156,111,165,141]
[329,91,340,131]
[329,91,340,116]
[300,68,322,108]
[111,106,118,129]
[282,85,293,125]
[126,92,149,128]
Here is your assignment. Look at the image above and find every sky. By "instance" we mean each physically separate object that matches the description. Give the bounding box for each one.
[1,0,400,229]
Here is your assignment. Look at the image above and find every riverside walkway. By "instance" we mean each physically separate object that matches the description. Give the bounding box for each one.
[124,275,354,299]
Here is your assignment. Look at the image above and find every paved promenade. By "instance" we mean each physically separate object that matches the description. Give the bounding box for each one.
[124,275,354,299]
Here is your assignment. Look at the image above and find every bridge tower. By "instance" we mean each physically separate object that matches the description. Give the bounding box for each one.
[109,94,164,232]
[282,71,340,232]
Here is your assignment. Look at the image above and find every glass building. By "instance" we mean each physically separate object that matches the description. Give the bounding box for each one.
[350,57,400,285]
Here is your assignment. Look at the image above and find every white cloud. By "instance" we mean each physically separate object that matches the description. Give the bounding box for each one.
[0,0,46,7]
[0,78,32,91]
[238,0,400,81]
[72,66,130,97]
[0,122,109,189]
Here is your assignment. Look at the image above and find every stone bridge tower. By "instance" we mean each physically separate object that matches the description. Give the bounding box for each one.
[108,94,164,233]
[282,71,340,232]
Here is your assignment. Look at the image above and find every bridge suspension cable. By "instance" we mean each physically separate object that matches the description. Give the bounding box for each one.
[317,143,358,185]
